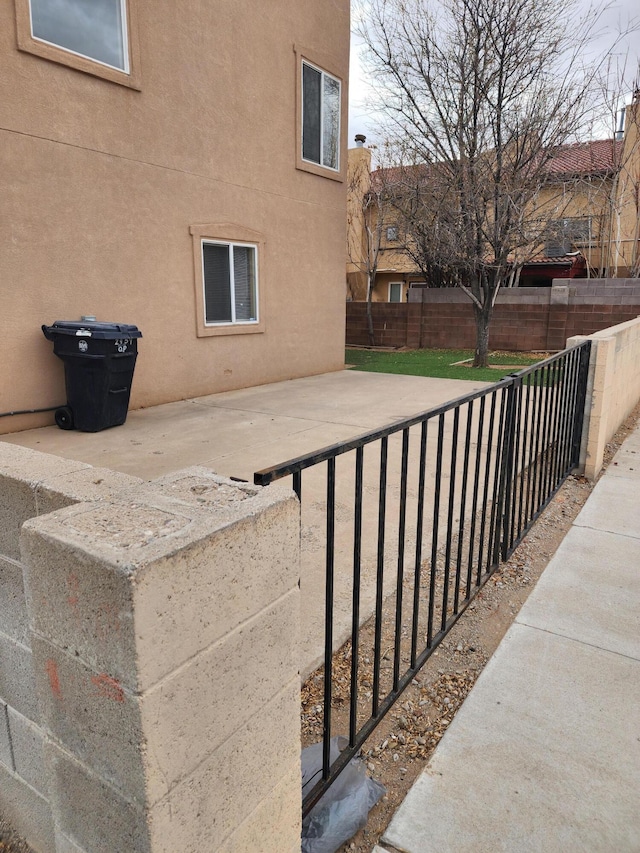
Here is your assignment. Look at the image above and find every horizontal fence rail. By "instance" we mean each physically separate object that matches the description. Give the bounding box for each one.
[255,341,591,817]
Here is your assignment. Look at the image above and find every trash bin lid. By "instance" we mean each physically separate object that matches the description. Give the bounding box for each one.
[42,321,142,340]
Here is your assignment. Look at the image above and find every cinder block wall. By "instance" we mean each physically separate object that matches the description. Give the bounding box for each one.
[0,444,141,851]
[346,279,640,351]
[569,315,640,479]
[1,446,302,853]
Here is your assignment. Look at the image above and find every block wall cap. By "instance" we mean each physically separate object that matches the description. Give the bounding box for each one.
[21,468,297,571]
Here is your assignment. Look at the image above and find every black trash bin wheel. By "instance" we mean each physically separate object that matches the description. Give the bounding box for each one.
[55,406,74,430]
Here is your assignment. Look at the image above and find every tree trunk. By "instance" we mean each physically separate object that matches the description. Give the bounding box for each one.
[366,274,375,346]
[472,302,491,367]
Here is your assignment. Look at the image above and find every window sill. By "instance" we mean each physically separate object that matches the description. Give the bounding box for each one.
[296,159,344,182]
[197,322,265,338]
[190,223,266,338]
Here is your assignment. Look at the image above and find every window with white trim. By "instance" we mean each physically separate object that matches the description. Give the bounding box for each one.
[202,241,258,325]
[28,0,129,72]
[302,60,341,171]
[386,226,399,242]
[389,282,403,303]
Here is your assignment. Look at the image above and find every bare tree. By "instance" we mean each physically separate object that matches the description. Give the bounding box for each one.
[347,142,396,344]
[357,0,636,365]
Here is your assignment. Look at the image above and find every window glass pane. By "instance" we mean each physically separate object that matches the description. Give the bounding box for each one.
[302,63,321,165]
[203,244,232,323]
[322,75,340,169]
[389,283,402,303]
[233,246,257,322]
[30,0,126,70]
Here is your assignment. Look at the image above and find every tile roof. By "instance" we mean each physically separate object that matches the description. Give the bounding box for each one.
[545,139,622,177]
[370,138,622,186]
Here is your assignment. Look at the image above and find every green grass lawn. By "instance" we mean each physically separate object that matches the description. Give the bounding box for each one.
[346,347,545,382]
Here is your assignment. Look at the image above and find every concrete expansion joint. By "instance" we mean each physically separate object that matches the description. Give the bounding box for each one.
[142,586,299,697]
[514,620,640,663]
[573,523,640,542]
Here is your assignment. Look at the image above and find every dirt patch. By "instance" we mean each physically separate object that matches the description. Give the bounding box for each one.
[0,825,34,853]
[304,399,640,853]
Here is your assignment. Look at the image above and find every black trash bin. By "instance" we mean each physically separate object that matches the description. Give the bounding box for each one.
[42,319,142,432]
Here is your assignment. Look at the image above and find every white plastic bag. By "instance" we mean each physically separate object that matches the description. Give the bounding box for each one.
[301,736,386,853]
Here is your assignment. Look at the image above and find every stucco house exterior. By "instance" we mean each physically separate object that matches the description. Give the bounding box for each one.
[347,91,640,302]
[1,0,350,435]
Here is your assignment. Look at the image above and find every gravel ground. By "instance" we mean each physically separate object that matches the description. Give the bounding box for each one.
[0,826,34,853]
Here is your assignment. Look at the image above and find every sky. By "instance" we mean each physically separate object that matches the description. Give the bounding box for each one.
[347,0,640,147]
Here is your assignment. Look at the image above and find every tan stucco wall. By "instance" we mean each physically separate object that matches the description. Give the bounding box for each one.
[1,0,350,434]
[530,176,615,272]
[372,272,412,302]
[615,95,640,276]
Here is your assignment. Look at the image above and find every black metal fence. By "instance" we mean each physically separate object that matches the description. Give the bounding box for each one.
[254,341,591,816]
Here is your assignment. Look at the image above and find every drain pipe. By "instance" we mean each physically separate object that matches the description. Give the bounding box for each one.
[0,406,62,418]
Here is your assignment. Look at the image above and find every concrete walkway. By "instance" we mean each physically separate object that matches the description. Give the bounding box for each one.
[376,424,640,852]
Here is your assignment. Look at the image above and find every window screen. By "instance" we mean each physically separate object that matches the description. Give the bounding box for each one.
[202,242,258,325]
[302,61,341,170]
[302,64,322,165]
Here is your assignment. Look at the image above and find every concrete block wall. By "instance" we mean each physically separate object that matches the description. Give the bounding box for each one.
[18,465,301,853]
[346,279,640,351]
[569,315,640,479]
[0,443,142,851]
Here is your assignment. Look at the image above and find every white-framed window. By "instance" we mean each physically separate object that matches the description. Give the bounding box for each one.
[28,0,129,72]
[389,282,403,303]
[544,216,594,256]
[302,60,341,171]
[386,226,399,242]
[202,240,259,326]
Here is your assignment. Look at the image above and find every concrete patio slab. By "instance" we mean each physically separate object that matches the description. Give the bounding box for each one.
[516,526,640,659]
[2,369,490,674]
[2,371,489,482]
[382,624,640,853]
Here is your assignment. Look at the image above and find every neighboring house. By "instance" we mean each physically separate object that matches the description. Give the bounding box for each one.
[347,91,640,300]
[1,0,349,434]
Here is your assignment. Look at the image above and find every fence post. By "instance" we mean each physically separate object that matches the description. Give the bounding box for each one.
[570,341,592,470]
[496,377,520,562]
[20,467,302,853]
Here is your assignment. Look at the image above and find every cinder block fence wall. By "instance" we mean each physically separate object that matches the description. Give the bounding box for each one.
[346,279,640,351]
[0,446,301,853]
[572,316,640,479]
